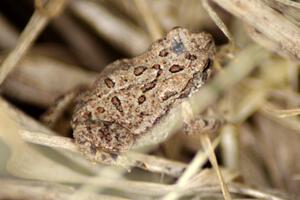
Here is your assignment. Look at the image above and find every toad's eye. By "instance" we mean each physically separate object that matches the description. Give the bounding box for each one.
[203,58,213,73]
[171,39,185,55]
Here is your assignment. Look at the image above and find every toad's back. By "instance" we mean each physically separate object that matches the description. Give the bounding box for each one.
[71,27,215,154]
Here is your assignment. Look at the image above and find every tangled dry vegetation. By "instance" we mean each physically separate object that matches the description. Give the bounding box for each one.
[0,0,300,199]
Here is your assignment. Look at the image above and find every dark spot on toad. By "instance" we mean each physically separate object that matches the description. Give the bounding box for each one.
[159,49,169,57]
[134,66,147,76]
[139,111,145,117]
[96,106,105,113]
[152,64,161,70]
[138,95,146,104]
[141,80,157,92]
[162,91,178,101]
[152,64,162,77]
[111,96,123,113]
[104,78,115,88]
[169,64,184,73]
[185,53,197,60]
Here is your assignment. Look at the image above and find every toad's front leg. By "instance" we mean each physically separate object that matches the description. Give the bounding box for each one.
[182,108,225,136]
[183,115,224,135]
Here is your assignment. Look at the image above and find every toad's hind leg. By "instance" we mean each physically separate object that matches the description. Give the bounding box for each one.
[73,120,135,155]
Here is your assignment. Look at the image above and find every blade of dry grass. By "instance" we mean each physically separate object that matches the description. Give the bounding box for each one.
[202,134,232,200]
[274,0,300,9]
[228,81,268,123]
[0,0,68,85]
[20,129,187,177]
[229,184,287,200]
[211,0,300,62]
[1,55,96,107]
[263,103,300,118]
[246,24,297,62]
[0,178,130,200]
[260,104,300,134]
[70,0,151,55]
[161,136,221,200]
[220,125,239,170]
[52,14,109,69]
[133,0,163,40]
[202,0,234,47]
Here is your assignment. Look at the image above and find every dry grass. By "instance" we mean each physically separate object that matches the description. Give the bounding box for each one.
[0,0,299,199]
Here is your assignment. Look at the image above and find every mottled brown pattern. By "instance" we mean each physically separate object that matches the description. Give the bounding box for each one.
[71,27,216,156]
[185,53,197,60]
